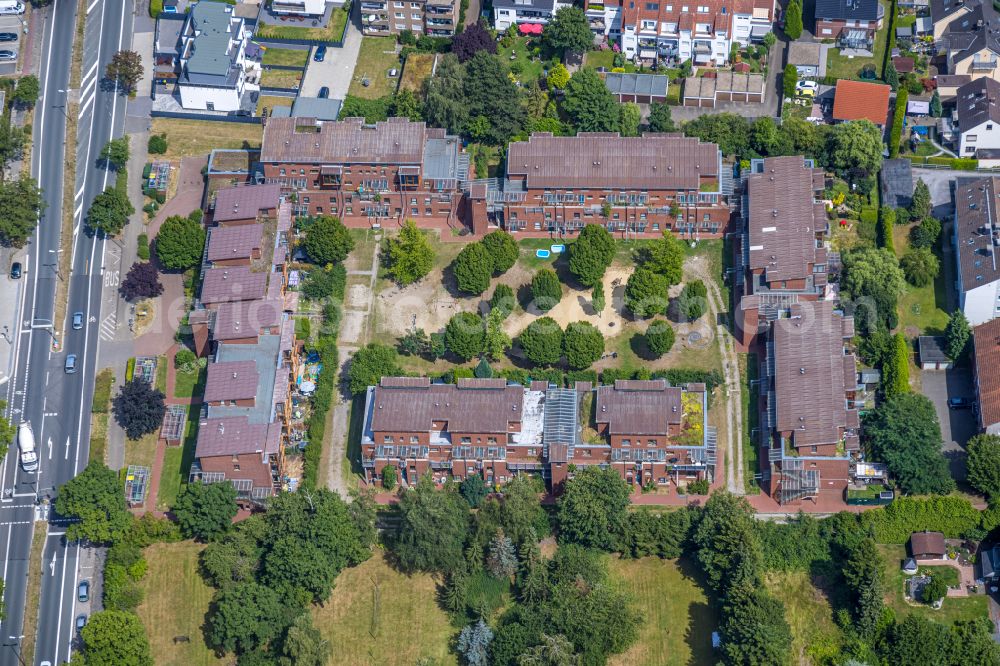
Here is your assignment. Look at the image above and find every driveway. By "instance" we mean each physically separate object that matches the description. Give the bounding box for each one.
[300,3,363,98]
[921,368,977,481]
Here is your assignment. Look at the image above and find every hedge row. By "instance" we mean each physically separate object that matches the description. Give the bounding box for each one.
[889,88,908,159]
[859,495,995,543]
[905,155,980,170]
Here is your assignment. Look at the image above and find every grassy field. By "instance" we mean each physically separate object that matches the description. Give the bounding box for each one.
[261,47,308,67]
[893,223,949,336]
[137,542,223,666]
[256,7,349,41]
[825,3,889,81]
[400,53,436,93]
[257,94,294,116]
[261,68,303,89]
[498,35,546,85]
[766,571,844,666]
[312,551,457,665]
[608,556,716,666]
[156,406,200,511]
[879,545,990,625]
[349,38,402,99]
[149,118,264,160]
[174,366,205,399]
[584,50,638,73]
[156,356,168,393]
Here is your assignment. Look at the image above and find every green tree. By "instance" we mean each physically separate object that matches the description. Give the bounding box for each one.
[842,537,884,638]
[491,283,516,319]
[518,633,580,666]
[884,615,955,665]
[80,610,152,666]
[381,464,397,490]
[384,219,434,286]
[645,319,675,357]
[112,377,166,439]
[147,133,168,155]
[678,280,708,321]
[750,117,780,156]
[841,247,906,333]
[911,178,932,221]
[591,282,605,314]
[910,215,941,249]
[563,68,619,132]
[423,55,469,135]
[461,475,488,508]
[482,230,520,274]
[557,467,631,550]
[618,102,642,137]
[883,332,911,398]
[390,87,424,121]
[155,212,205,270]
[692,492,761,595]
[532,268,562,311]
[172,481,238,542]
[485,307,512,361]
[563,321,603,369]
[303,215,354,265]
[639,232,685,285]
[56,461,133,544]
[930,89,943,117]
[100,136,130,170]
[945,310,971,360]
[106,50,144,92]
[923,574,948,605]
[863,392,955,495]
[446,311,485,361]
[878,206,896,252]
[518,316,564,366]
[901,247,939,287]
[393,478,470,572]
[829,120,884,183]
[87,186,134,236]
[208,581,285,654]
[682,113,751,158]
[453,241,494,295]
[647,102,675,133]
[487,528,518,578]
[719,588,793,666]
[625,268,668,318]
[785,0,803,39]
[13,74,39,107]
[568,224,616,287]
[885,60,899,90]
[458,618,494,666]
[543,7,594,54]
[547,63,570,90]
[279,614,330,666]
[783,63,798,99]
[966,434,1000,500]
[0,176,46,247]
[348,343,402,394]
[464,51,525,145]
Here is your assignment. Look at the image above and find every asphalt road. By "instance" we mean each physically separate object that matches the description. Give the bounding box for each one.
[0,0,131,663]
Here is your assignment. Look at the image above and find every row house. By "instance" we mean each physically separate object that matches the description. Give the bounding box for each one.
[735,156,831,346]
[931,0,1000,83]
[610,0,776,66]
[359,377,714,489]
[259,117,481,234]
[360,0,458,37]
[490,132,730,239]
[759,301,860,505]
[972,317,1000,434]
[814,0,884,50]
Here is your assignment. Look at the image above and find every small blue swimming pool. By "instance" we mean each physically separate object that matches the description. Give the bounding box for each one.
[551,244,565,254]
[535,249,551,258]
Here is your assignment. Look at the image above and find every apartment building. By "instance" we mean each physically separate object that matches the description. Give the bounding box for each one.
[972,317,1000,434]
[735,157,831,346]
[814,0,884,49]
[931,0,1000,83]
[360,0,458,36]
[271,0,330,16]
[606,0,776,65]
[489,132,730,239]
[359,376,714,489]
[493,0,573,31]
[955,78,1000,158]
[953,176,1000,326]
[259,117,480,233]
[760,301,860,505]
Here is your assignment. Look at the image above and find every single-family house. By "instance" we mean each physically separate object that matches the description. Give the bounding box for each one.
[832,79,891,126]
[956,77,1000,157]
[493,0,572,31]
[814,0,884,49]
[952,176,1000,326]
[910,531,948,560]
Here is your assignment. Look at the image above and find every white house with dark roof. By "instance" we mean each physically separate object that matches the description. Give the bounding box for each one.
[953,176,1000,326]
[957,77,1000,157]
[493,0,572,31]
[176,1,258,112]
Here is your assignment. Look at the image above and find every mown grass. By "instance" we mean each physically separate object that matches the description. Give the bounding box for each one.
[261,47,309,67]
[149,118,264,160]
[256,7,349,42]
[156,406,200,511]
[879,544,990,625]
[349,38,402,99]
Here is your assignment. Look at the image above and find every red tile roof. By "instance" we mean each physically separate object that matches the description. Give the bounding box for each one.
[196,416,281,458]
[974,318,1000,429]
[832,79,891,125]
[595,380,683,436]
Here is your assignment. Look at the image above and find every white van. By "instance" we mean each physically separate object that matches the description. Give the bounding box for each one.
[18,422,37,472]
[0,1,24,15]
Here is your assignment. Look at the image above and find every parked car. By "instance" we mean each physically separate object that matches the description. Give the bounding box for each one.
[948,397,972,409]
[0,50,17,61]
[78,580,89,602]
[314,44,326,62]
[72,312,84,330]
[9,261,21,279]
[318,86,329,98]
[0,33,17,42]
[796,80,818,96]
[75,614,87,631]
[65,354,77,374]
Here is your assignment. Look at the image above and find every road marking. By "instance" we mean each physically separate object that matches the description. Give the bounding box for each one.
[81,60,98,86]
[47,436,52,460]
[47,531,66,537]
[99,312,116,341]
[2,523,11,587]
[42,412,57,418]
[78,86,95,116]
[86,0,100,13]
[64,436,70,460]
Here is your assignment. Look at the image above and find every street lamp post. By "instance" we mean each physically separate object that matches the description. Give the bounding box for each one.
[4,635,26,666]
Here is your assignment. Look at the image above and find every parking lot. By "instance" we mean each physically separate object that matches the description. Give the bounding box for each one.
[0,15,24,76]
[921,368,977,481]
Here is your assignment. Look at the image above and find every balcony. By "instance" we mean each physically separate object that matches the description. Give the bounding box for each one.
[427,17,454,25]
[972,59,998,72]
[361,1,387,8]
[425,3,453,13]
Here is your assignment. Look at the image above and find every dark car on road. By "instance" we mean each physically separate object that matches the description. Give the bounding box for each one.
[948,397,972,410]
[9,262,20,279]
[318,86,329,98]
[314,44,326,62]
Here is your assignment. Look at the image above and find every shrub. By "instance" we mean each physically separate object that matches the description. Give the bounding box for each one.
[645,319,675,357]
[490,283,515,319]
[136,233,149,261]
[147,134,168,154]
[531,269,562,311]
[562,321,604,370]
[889,88,908,158]
[382,464,397,490]
[859,496,982,543]
[678,280,708,321]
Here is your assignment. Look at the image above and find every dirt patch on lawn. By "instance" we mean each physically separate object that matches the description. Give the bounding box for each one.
[375,278,474,338]
[340,311,366,345]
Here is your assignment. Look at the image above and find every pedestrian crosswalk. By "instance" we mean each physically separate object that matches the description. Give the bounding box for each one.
[99,313,116,341]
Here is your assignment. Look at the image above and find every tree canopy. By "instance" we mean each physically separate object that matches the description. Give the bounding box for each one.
[393,478,470,572]
[0,176,45,247]
[637,231,685,285]
[423,55,469,135]
[901,247,939,287]
[647,102,675,133]
[568,224,615,287]
[100,136,130,170]
[563,69,619,133]
[557,467,631,550]
[55,461,134,544]
[841,247,905,333]
[106,50,144,92]
[863,393,955,495]
[945,310,971,361]
[625,268,668,318]
[446,311,485,361]
[464,51,525,145]
[967,434,1000,501]
[208,581,286,654]
[173,481,238,542]
[532,269,562,311]
[543,7,593,53]
[120,261,163,302]
[519,317,564,366]
[80,610,153,666]
[829,120,884,183]
[13,74,39,107]
[383,219,434,286]
[453,241,494,295]
[645,319,675,357]
[88,185,134,236]
[452,21,496,62]
[785,0,803,39]
[562,321,603,369]
[678,280,708,321]
[348,343,402,394]
[482,230,519,274]
[112,378,167,440]
[303,215,354,265]
[155,211,205,270]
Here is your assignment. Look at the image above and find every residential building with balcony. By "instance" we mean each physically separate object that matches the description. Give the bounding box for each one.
[814,0,884,49]
[953,176,1000,326]
[488,132,730,239]
[584,0,624,39]
[734,157,831,346]
[493,0,572,31]
[956,77,1000,158]
[615,0,776,66]
[361,0,458,36]
[933,0,1000,83]
[259,117,482,233]
[759,302,860,505]
[173,1,259,112]
[270,0,330,16]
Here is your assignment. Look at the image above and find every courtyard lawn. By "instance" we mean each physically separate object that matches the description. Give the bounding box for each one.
[825,3,890,81]
[584,49,637,73]
[174,366,206,400]
[137,541,223,666]
[766,571,844,665]
[608,556,717,666]
[879,544,990,625]
[260,47,309,67]
[498,35,546,85]
[156,406,200,511]
[312,551,457,665]
[255,7,349,42]
[257,94,294,116]
[349,37,402,99]
[893,223,950,336]
[261,68,303,90]
[149,118,264,160]
[400,52,436,93]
